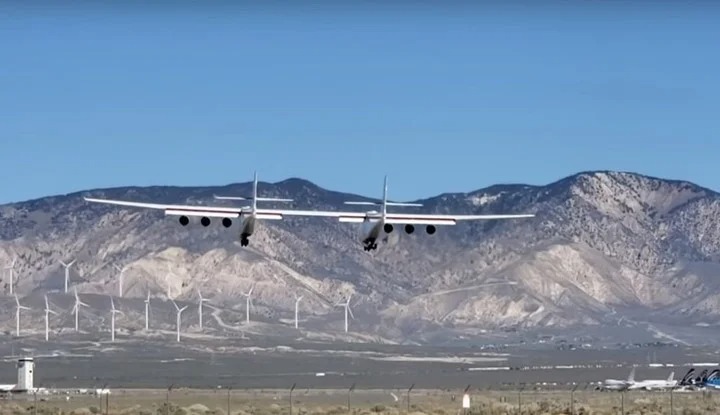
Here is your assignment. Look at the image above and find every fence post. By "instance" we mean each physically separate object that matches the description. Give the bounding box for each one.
[570,383,579,415]
[670,387,674,415]
[348,383,355,413]
[227,386,232,415]
[290,383,296,415]
[167,383,175,415]
[518,383,525,415]
[407,384,415,413]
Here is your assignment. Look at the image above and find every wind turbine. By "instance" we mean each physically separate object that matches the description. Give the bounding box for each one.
[60,259,76,293]
[242,285,255,324]
[335,294,355,333]
[109,296,124,342]
[144,291,151,331]
[72,288,89,332]
[4,257,16,295]
[44,294,59,341]
[294,295,303,329]
[14,294,30,337]
[113,264,126,297]
[172,300,188,342]
[197,289,209,330]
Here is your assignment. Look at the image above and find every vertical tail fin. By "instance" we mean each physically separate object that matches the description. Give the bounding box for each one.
[628,367,635,383]
[382,175,388,220]
[252,171,258,212]
[668,371,675,382]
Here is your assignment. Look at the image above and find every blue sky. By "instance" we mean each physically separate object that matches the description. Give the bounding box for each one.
[1,1,719,204]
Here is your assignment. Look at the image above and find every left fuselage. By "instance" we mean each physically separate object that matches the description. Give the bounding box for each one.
[360,217,383,244]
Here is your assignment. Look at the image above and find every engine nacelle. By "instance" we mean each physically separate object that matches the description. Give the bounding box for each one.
[222,218,232,228]
[383,223,394,233]
[404,224,415,234]
[200,217,211,227]
[179,216,189,226]
[426,225,436,235]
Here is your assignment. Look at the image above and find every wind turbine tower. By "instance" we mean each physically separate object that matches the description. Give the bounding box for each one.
[172,300,188,342]
[144,291,151,331]
[4,257,16,295]
[294,295,303,329]
[60,259,76,293]
[72,288,89,332]
[335,294,355,333]
[44,294,58,341]
[197,289,209,330]
[243,285,255,324]
[109,296,123,342]
[14,294,30,337]
[113,264,126,297]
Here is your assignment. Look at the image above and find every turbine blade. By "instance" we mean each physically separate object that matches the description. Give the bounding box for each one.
[348,306,355,320]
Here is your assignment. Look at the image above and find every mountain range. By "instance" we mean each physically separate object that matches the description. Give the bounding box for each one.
[2,170,720,347]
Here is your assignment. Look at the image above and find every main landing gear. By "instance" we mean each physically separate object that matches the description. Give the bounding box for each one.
[240,234,250,247]
[363,240,378,251]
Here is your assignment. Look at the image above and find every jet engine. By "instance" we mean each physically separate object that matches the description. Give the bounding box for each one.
[384,223,394,233]
[404,224,415,234]
[200,217,211,227]
[426,225,436,235]
[179,216,189,226]
[222,218,232,228]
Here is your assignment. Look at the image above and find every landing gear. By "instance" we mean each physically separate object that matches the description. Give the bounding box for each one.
[363,240,378,251]
[240,234,250,247]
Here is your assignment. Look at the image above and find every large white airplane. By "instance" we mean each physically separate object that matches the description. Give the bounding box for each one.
[83,173,535,251]
[601,368,636,391]
[627,371,677,391]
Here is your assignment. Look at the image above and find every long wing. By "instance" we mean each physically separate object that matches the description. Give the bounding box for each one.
[383,212,535,225]
[84,197,534,225]
[261,208,534,225]
[84,197,245,218]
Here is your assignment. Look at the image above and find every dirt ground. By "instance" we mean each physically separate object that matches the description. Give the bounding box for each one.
[1,388,717,415]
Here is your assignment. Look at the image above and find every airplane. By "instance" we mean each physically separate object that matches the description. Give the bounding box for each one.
[600,368,636,391]
[627,371,677,391]
[83,173,535,251]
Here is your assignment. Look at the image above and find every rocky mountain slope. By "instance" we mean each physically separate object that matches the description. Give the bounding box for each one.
[2,171,720,345]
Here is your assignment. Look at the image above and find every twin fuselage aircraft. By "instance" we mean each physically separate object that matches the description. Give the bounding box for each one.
[83,173,535,251]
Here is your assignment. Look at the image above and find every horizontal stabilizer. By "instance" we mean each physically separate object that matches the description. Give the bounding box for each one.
[344,201,379,206]
[214,195,293,202]
[386,202,423,207]
[255,197,294,202]
[214,195,250,200]
[344,201,422,207]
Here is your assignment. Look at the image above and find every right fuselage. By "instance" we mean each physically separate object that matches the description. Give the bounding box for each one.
[238,214,256,246]
[360,218,383,251]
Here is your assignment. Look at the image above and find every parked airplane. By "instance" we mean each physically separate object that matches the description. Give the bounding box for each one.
[83,173,535,250]
[627,371,677,390]
[601,368,636,391]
